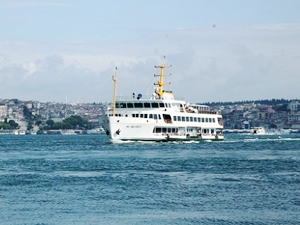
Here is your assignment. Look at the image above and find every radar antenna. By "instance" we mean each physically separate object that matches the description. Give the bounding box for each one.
[112,67,117,117]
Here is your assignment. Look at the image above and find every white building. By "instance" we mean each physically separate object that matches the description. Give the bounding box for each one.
[0,105,8,120]
[287,101,299,111]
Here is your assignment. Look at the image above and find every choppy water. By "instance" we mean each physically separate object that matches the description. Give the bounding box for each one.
[0,133,299,225]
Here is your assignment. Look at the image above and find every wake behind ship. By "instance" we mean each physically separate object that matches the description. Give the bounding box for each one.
[100,58,224,142]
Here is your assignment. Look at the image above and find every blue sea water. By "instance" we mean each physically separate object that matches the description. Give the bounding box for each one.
[0,133,299,225]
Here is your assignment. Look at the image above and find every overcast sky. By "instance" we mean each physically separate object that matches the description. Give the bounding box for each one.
[0,0,300,103]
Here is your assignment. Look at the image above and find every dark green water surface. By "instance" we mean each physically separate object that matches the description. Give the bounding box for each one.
[0,133,299,224]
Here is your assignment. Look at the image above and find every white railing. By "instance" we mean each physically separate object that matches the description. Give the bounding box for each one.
[116,95,185,101]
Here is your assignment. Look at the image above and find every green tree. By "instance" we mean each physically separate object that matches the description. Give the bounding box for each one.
[8,120,18,128]
[63,115,86,129]
[27,123,33,130]
[53,122,63,130]
[46,119,55,127]
[35,120,42,126]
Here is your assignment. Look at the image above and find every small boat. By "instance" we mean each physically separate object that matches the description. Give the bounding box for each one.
[100,58,224,142]
[60,130,77,135]
[250,127,266,135]
[14,130,26,135]
[86,127,105,134]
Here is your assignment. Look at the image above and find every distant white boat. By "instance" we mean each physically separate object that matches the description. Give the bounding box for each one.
[250,127,266,135]
[86,127,105,134]
[14,130,26,135]
[61,130,77,135]
[29,131,37,135]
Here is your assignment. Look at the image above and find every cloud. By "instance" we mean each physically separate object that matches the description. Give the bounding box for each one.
[0,23,300,102]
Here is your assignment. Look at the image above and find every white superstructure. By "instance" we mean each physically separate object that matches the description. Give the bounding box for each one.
[100,59,224,142]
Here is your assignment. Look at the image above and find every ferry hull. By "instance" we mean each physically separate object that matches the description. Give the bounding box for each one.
[101,116,224,142]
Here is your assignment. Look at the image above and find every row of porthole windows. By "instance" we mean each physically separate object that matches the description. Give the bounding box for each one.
[132,113,162,119]
[108,113,162,119]
[153,127,215,134]
[173,116,215,123]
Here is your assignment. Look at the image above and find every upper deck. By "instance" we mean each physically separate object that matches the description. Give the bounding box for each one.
[114,98,220,115]
[110,58,221,116]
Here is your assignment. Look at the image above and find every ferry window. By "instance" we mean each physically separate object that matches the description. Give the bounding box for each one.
[180,105,184,112]
[209,118,212,123]
[168,128,172,133]
[134,102,143,108]
[182,117,185,122]
[213,118,215,123]
[120,103,127,108]
[154,114,158,119]
[144,114,148,118]
[144,102,151,108]
[194,117,197,122]
[211,129,215,133]
[127,103,134,108]
[156,127,161,133]
[116,103,120,108]
[159,103,165,108]
[177,116,181,121]
[158,114,161,120]
[140,114,143,118]
[151,103,159,108]
[202,118,205,122]
[162,128,167,133]
[206,118,208,122]
[198,118,201,122]
[149,114,153,119]
[172,128,176,133]
[190,117,193,122]
[125,114,128,117]
[132,114,135,117]
[173,116,177,121]
[186,117,189,122]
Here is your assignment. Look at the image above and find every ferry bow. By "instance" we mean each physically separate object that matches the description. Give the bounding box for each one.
[100,59,224,142]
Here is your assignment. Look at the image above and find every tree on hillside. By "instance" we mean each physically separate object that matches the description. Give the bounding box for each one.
[46,119,55,128]
[0,120,19,129]
[62,115,90,129]
[42,116,93,130]
[8,120,18,128]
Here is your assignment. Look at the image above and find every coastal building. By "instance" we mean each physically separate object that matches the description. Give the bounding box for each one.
[288,112,300,122]
[0,104,8,120]
[287,101,299,111]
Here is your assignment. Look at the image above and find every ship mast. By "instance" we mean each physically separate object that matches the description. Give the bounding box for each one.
[112,67,117,117]
[154,57,172,98]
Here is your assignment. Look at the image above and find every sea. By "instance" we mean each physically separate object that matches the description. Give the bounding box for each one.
[0,133,299,225]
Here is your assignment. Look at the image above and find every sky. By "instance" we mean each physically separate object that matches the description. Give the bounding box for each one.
[0,0,300,103]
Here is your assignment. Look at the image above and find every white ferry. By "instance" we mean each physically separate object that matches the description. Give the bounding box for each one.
[100,59,224,142]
